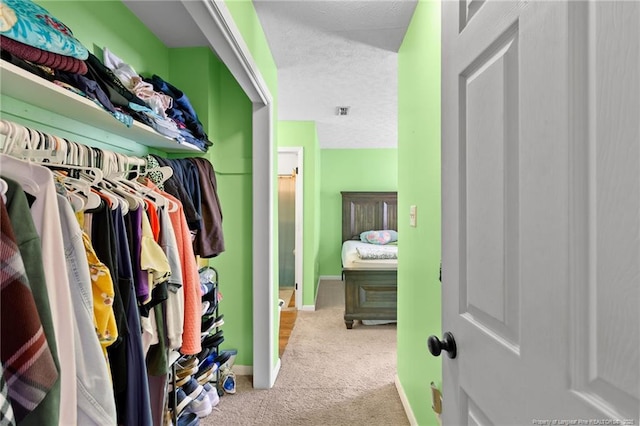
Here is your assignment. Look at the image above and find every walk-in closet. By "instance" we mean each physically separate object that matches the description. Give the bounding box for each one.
[0,0,277,424]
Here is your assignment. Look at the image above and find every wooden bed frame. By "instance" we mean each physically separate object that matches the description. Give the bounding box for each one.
[341,191,398,329]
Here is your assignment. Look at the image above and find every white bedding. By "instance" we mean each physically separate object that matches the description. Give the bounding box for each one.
[341,240,398,270]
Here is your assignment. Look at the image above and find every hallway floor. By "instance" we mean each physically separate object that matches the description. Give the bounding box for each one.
[201,279,408,426]
[279,289,297,357]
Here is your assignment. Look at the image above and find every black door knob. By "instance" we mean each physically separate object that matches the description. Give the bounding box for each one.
[427,331,457,359]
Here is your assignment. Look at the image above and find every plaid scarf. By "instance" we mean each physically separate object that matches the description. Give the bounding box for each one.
[0,198,58,422]
[0,364,15,426]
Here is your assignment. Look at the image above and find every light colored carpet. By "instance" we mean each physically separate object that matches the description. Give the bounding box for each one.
[201,279,408,426]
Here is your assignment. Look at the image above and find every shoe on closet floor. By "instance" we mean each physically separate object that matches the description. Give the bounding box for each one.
[184,388,212,418]
[214,351,231,368]
[220,366,236,394]
[176,356,197,371]
[196,364,218,385]
[175,374,192,388]
[219,349,237,370]
[200,281,215,296]
[196,348,211,365]
[200,315,224,336]
[199,351,231,373]
[176,412,199,426]
[176,364,198,381]
[201,335,224,351]
[201,316,215,333]
[203,301,217,316]
[212,314,224,328]
[202,383,220,407]
[201,301,210,316]
[201,334,224,350]
[175,388,193,416]
[181,377,205,400]
[199,267,217,286]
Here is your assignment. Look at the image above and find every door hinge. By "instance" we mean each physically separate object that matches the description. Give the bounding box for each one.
[295,283,298,290]
[295,167,298,174]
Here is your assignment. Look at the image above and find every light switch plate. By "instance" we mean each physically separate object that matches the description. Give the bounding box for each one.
[409,205,417,227]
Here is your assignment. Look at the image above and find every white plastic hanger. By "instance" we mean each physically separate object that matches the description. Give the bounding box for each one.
[136,174,179,213]
[99,151,144,212]
[22,134,105,212]
[0,177,8,204]
[0,153,42,196]
[1,121,28,156]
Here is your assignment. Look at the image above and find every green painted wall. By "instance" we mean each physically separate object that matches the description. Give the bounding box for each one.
[224,0,281,367]
[397,1,441,424]
[170,51,255,367]
[318,149,398,277]
[278,121,321,306]
[203,64,254,366]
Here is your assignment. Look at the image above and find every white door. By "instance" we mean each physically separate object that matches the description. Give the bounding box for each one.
[441,1,639,424]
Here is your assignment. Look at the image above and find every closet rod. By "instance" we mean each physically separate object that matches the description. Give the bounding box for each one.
[0,118,148,171]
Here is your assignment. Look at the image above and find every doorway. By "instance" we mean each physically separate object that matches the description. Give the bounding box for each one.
[278,148,303,310]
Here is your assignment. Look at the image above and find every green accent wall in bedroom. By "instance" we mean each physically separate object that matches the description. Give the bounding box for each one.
[397,0,442,424]
[278,121,321,307]
[318,148,398,277]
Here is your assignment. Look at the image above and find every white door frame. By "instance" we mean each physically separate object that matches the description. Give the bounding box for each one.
[278,147,304,309]
[182,0,277,388]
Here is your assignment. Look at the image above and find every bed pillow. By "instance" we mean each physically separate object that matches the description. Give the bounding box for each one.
[359,230,398,245]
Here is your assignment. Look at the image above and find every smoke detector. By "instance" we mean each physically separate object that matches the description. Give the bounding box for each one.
[336,106,350,116]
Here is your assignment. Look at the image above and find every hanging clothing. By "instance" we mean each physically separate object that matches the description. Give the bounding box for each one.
[81,231,119,353]
[0,195,59,424]
[158,189,202,355]
[57,194,117,425]
[0,119,225,423]
[2,177,61,426]
[0,364,15,426]
[190,157,225,258]
[156,201,185,350]
[113,207,153,426]
[152,155,200,230]
[0,155,77,426]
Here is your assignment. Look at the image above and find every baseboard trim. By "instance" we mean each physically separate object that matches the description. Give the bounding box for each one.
[395,375,418,426]
[231,364,253,376]
[231,359,280,382]
[300,305,315,311]
[319,275,342,281]
[271,358,281,387]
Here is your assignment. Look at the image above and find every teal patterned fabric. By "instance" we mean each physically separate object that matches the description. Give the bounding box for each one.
[0,0,88,60]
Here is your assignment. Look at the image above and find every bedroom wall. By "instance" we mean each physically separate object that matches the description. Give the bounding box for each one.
[23,1,262,368]
[397,0,441,424]
[278,121,322,307]
[318,148,398,278]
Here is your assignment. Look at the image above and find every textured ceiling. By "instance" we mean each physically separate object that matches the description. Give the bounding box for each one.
[124,0,418,149]
[253,0,418,149]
